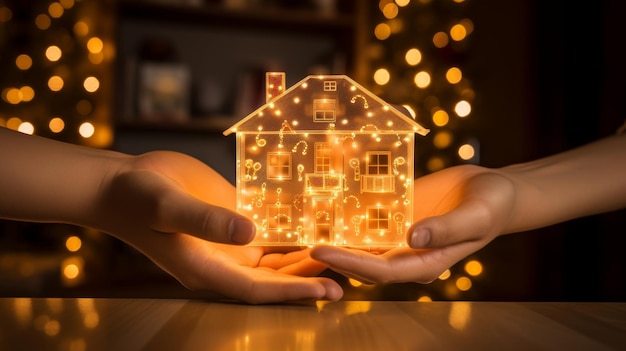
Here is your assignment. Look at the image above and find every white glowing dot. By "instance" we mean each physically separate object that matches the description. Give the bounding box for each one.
[18,122,34,135]
[455,100,472,117]
[458,144,475,160]
[83,76,99,93]
[374,68,390,85]
[46,45,62,62]
[79,122,95,138]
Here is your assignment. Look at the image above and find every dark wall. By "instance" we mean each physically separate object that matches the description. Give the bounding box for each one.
[468,0,626,301]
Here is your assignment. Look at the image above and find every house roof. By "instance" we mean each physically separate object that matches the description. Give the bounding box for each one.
[223,74,429,136]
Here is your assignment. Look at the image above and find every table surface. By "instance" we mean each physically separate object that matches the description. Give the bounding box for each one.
[0,298,624,351]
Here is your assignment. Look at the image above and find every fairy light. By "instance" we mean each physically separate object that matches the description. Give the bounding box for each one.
[1,0,113,146]
[225,73,428,248]
[363,1,480,299]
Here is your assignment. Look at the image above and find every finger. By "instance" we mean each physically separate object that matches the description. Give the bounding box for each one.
[312,243,484,284]
[205,266,343,304]
[140,234,342,304]
[311,245,401,283]
[154,188,256,245]
[406,203,488,249]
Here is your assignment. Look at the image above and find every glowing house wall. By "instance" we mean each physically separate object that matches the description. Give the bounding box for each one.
[224,73,428,248]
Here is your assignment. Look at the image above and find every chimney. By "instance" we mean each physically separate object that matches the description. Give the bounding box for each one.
[265,72,285,103]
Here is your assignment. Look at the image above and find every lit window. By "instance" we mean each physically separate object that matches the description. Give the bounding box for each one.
[323,80,337,91]
[313,99,336,122]
[367,206,390,232]
[267,152,291,179]
[314,143,332,173]
[366,151,390,175]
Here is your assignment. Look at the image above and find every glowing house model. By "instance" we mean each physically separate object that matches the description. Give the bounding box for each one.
[224,73,429,248]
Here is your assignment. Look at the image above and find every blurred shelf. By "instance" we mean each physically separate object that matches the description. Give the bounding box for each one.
[117,0,357,33]
[116,116,237,133]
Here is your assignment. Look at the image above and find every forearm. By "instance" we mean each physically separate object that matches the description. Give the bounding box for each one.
[499,134,626,233]
[0,127,130,226]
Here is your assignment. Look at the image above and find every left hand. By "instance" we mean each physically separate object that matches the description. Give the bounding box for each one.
[90,150,343,304]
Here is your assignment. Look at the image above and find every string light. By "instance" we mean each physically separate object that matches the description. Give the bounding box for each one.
[0,0,113,146]
[362,0,481,299]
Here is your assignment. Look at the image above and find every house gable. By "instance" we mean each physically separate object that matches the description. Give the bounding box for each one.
[223,75,429,136]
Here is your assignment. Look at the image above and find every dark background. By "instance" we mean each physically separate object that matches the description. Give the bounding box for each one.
[1,0,625,301]
[465,0,626,301]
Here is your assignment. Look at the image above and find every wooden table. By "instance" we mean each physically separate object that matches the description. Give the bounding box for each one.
[0,298,624,350]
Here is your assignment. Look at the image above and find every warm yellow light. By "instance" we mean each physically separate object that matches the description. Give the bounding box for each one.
[35,14,51,30]
[433,131,452,149]
[83,76,100,93]
[20,86,35,102]
[48,76,64,91]
[348,278,362,287]
[16,54,32,70]
[73,21,89,36]
[83,312,100,329]
[4,88,21,104]
[88,52,104,64]
[458,144,475,160]
[79,122,95,138]
[18,122,35,135]
[60,0,75,9]
[464,260,483,276]
[446,67,462,84]
[63,264,79,279]
[460,18,474,35]
[448,302,471,331]
[6,117,22,130]
[456,276,472,291]
[402,104,416,119]
[405,48,422,66]
[438,269,451,280]
[382,3,399,19]
[49,117,65,133]
[345,301,371,315]
[413,71,431,88]
[46,46,62,62]
[395,0,410,6]
[65,236,82,252]
[87,37,103,53]
[374,23,391,40]
[374,68,391,85]
[433,32,449,48]
[0,6,12,23]
[432,109,449,126]
[417,295,432,302]
[454,100,471,117]
[427,156,446,172]
[48,2,64,18]
[43,320,61,336]
[450,24,467,41]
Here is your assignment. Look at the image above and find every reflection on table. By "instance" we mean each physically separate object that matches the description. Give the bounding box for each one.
[1,298,625,351]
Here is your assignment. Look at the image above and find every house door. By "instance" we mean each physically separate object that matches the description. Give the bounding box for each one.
[313,197,334,243]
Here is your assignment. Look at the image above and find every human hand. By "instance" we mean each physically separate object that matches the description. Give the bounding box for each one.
[90,151,342,303]
[311,165,515,284]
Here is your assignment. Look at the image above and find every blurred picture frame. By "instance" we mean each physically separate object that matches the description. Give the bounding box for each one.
[137,63,190,123]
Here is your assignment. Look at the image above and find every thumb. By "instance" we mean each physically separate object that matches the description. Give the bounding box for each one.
[154,190,256,245]
[407,201,493,249]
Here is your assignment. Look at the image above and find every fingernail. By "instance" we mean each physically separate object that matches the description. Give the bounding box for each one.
[228,218,256,244]
[410,227,431,248]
